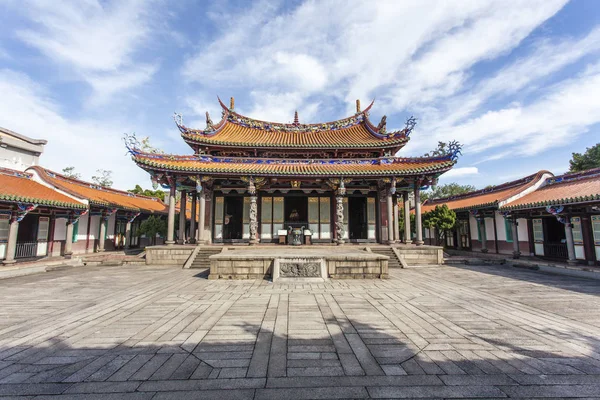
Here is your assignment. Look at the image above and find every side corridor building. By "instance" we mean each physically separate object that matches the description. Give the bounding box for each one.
[423,168,600,266]
[0,127,169,264]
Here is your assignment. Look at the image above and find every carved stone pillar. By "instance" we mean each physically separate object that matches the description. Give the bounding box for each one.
[335,194,345,245]
[403,191,411,244]
[166,181,176,245]
[2,215,18,265]
[189,191,197,244]
[511,218,520,259]
[178,190,187,244]
[414,185,424,246]
[248,178,259,245]
[565,218,577,264]
[249,195,258,245]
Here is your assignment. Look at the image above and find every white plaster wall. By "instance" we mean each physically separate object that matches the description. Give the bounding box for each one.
[54,218,67,241]
[495,212,507,241]
[0,146,39,171]
[485,217,495,240]
[106,214,116,239]
[89,215,99,240]
[517,218,528,241]
[76,214,89,242]
[469,215,479,240]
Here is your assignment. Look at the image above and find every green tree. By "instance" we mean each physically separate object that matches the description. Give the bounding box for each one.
[422,205,457,246]
[569,143,600,172]
[421,183,476,202]
[128,184,165,201]
[61,166,81,179]
[137,216,167,245]
[92,169,113,187]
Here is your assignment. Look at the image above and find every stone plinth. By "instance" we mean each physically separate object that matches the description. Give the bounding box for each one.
[394,245,443,265]
[145,245,195,265]
[209,247,388,280]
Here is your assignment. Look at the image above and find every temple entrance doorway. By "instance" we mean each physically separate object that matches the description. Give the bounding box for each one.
[223,196,243,240]
[543,217,567,260]
[284,196,308,229]
[348,197,368,240]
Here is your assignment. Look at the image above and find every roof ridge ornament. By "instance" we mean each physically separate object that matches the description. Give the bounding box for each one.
[205,112,214,132]
[123,132,141,156]
[356,99,361,114]
[377,115,387,135]
[230,97,235,111]
[173,112,183,127]
[405,116,417,136]
[294,110,299,125]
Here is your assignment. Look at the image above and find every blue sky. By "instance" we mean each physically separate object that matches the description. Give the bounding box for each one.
[0,0,599,190]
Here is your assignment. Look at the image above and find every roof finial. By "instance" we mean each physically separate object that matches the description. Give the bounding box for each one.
[356,99,361,113]
[294,110,299,125]
[230,97,235,110]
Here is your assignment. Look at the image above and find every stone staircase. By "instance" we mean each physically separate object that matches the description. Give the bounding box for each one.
[189,247,223,269]
[370,246,403,268]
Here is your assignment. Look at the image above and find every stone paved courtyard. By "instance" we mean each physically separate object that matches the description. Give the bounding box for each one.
[0,264,599,399]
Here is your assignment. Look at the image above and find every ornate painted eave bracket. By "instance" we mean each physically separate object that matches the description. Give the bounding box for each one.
[16,203,38,222]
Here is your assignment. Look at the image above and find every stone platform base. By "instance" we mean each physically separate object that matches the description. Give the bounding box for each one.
[393,245,444,265]
[145,245,195,266]
[209,247,388,280]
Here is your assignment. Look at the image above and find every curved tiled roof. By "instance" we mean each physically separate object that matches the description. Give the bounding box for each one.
[422,170,551,213]
[29,167,168,214]
[132,153,454,177]
[0,168,85,209]
[178,98,411,149]
[501,168,600,210]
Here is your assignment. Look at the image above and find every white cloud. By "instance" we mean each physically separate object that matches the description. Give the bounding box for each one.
[442,167,479,178]
[182,0,567,120]
[0,69,150,190]
[439,62,600,157]
[84,63,159,106]
[13,0,160,104]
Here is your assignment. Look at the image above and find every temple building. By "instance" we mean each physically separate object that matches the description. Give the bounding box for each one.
[0,127,172,264]
[423,168,600,266]
[128,97,460,246]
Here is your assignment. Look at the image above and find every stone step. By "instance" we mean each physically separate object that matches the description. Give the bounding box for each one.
[188,248,223,269]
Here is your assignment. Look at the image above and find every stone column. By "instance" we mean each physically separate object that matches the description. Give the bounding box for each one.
[414,185,424,246]
[478,217,488,253]
[2,216,18,265]
[199,189,206,243]
[393,195,400,244]
[65,219,74,258]
[386,189,394,244]
[565,218,577,264]
[178,190,187,244]
[125,220,132,249]
[98,215,106,252]
[511,218,520,259]
[403,191,411,244]
[189,191,197,244]
[249,194,258,245]
[166,183,176,245]
[335,194,345,245]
